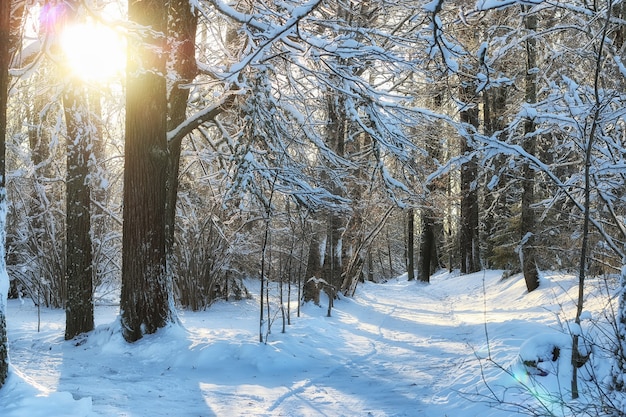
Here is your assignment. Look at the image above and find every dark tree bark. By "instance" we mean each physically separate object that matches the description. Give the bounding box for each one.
[406,208,415,281]
[63,86,94,340]
[120,0,171,342]
[459,83,481,274]
[520,9,539,293]
[419,209,436,282]
[0,0,12,388]
[165,0,198,256]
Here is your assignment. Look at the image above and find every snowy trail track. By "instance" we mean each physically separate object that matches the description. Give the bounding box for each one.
[2,270,579,416]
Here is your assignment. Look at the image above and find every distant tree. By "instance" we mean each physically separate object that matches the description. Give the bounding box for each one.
[458,80,480,274]
[419,97,447,282]
[427,1,482,275]
[303,0,361,308]
[482,86,511,270]
[406,209,415,281]
[519,5,539,293]
[419,206,437,282]
[120,0,171,342]
[200,0,441,299]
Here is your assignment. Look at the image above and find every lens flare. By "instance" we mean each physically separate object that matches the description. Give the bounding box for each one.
[60,22,125,81]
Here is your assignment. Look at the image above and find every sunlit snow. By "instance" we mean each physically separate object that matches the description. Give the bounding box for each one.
[0,270,618,416]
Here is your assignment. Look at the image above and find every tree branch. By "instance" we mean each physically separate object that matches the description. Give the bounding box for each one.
[166,91,238,145]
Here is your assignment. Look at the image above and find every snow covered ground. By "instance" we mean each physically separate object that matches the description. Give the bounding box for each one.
[0,270,617,416]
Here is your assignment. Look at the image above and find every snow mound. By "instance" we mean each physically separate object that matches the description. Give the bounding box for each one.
[0,367,92,417]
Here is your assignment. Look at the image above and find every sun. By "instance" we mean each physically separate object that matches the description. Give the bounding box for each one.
[60,22,126,81]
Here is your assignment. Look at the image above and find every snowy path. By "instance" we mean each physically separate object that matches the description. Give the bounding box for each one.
[2,270,582,416]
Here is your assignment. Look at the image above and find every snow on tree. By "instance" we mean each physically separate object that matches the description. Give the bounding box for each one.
[186,0,438,303]
[0,0,12,388]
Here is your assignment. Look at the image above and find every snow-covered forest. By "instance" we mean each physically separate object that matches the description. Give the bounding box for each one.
[2,0,626,415]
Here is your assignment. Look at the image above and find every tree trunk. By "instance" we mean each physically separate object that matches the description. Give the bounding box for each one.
[407,208,415,281]
[0,0,12,388]
[120,0,171,342]
[419,209,436,282]
[521,8,539,293]
[165,0,198,256]
[459,83,480,274]
[63,85,94,340]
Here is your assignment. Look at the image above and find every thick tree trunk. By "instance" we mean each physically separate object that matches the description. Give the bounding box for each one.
[120,0,171,342]
[63,86,94,340]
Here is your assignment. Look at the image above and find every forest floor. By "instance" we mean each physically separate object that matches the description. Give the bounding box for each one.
[0,269,617,416]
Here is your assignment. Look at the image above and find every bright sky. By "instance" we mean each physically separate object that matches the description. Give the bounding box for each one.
[59,22,126,80]
[25,1,126,81]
